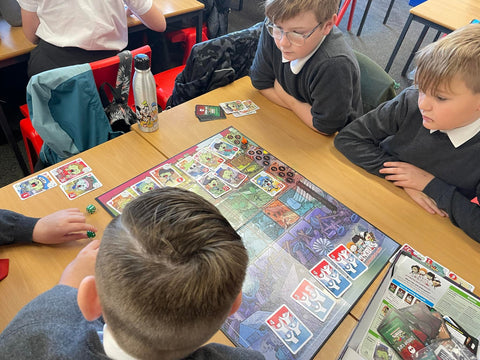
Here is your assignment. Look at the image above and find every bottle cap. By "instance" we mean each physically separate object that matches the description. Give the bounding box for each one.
[134,54,151,70]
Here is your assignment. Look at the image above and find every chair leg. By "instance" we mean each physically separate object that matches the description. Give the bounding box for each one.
[401,24,429,77]
[383,0,396,24]
[0,104,29,176]
[357,0,373,36]
[347,0,357,31]
[385,13,413,73]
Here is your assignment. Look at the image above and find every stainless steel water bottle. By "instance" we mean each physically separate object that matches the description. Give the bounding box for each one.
[133,54,159,132]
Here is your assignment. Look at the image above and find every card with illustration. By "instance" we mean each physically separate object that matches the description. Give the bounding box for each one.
[209,140,239,159]
[194,148,225,169]
[107,188,138,214]
[328,244,367,280]
[50,158,91,184]
[13,172,57,200]
[251,171,285,196]
[197,173,231,198]
[150,164,184,187]
[242,99,260,112]
[266,304,313,354]
[290,278,335,322]
[176,156,210,179]
[219,100,246,114]
[60,173,102,200]
[214,164,247,187]
[130,176,160,195]
[310,258,352,298]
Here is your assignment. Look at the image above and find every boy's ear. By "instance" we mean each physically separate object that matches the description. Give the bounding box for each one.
[229,292,243,316]
[77,275,103,321]
[323,14,337,35]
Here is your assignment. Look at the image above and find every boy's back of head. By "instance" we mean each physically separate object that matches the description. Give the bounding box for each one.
[415,23,480,94]
[264,0,340,24]
[96,187,248,360]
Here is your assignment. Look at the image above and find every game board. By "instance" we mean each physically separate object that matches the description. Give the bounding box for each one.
[96,127,400,360]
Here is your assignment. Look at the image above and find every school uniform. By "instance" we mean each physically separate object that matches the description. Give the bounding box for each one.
[0,210,38,245]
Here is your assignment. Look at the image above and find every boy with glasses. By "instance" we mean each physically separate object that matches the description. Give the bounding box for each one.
[250,0,362,135]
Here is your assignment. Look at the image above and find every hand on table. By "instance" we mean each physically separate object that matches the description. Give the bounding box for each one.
[379,162,434,191]
[32,208,97,245]
[59,240,100,288]
[403,188,448,217]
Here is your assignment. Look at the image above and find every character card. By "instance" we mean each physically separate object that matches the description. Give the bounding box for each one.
[13,172,57,200]
[107,188,138,214]
[214,164,246,187]
[328,244,367,280]
[149,164,184,187]
[251,171,285,196]
[130,176,160,195]
[50,158,91,184]
[310,258,352,298]
[60,173,102,200]
[197,173,231,198]
[266,304,313,354]
[194,148,225,169]
[290,279,335,322]
[219,100,247,114]
[209,140,239,159]
[176,156,210,179]
[195,105,226,121]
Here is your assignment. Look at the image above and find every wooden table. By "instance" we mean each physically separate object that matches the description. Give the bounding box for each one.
[134,76,480,355]
[0,131,167,330]
[384,0,480,74]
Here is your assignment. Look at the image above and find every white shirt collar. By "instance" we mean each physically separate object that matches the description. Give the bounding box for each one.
[430,117,480,148]
[282,36,325,74]
[103,324,138,360]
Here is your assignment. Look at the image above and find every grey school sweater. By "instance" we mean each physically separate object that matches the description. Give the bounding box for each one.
[0,210,38,245]
[334,86,480,242]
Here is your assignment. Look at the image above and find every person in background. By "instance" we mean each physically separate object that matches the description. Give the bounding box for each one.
[17,0,167,77]
[0,208,97,245]
[0,188,265,360]
[334,24,480,242]
[0,0,22,27]
[250,0,362,135]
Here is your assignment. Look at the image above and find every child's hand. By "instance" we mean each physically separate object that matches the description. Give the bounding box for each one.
[59,240,100,288]
[32,208,97,244]
[403,188,448,217]
[380,162,434,191]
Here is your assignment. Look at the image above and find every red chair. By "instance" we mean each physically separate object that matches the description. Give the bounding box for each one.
[166,24,208,65]
[336,0,357,31]
[154,65,186,110]
[19,45,152,173]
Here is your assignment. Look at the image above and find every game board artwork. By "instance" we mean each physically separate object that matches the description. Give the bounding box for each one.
[95,127,400,359]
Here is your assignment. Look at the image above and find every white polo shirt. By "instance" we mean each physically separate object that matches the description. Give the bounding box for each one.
[17,0,152,51]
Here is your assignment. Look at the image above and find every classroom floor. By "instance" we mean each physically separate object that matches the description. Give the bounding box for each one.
[0,0,438,188]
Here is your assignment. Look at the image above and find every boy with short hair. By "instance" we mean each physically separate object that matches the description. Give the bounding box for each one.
[250,0,362,135]
[0,188,264,360]
[334,24,480,242]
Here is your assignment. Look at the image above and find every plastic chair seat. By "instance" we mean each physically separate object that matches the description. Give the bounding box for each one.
[166,24,208,65]
[154,65,185,110]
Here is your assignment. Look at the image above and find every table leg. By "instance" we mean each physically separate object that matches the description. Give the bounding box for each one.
[0,104,29,176]
[383,0,396,24]
[356,0,373,36]
[195,10,204,43]
[401,24,429,76]
[385,13,413,73]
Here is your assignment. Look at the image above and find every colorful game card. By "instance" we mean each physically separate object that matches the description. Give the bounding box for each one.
[149,164,184,187]
[310,258,352,298]
[107,188,138,214]
[242,99,259,112]
[60,173,102,200]
[50,158,91,184]
[194,148,225,169]
[130,176,160,195]
[291,278,335,322]
[214,164,247,187]
[251,171,285,196]
[197,173,231,198]
[328,244,368,280]
[266,304,313,354]
[219,100,247,114]
[13,172,57,200]
[176,156,210,179]
[195,105,226,121]
[209,139,239,159]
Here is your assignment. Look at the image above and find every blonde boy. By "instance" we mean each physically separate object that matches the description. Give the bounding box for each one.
[0,188,264,359]
[334,24,480,242]
[250,0,362,135]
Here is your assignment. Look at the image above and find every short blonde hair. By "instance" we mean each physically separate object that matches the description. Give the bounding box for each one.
[264,0,340,24]
[415,23,480,94]
[96,187,248,360]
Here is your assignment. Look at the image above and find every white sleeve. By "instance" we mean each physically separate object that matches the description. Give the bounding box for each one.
[124,0,153,16]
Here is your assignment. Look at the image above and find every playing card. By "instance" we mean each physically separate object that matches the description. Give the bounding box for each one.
[214,164,247,187]
[242,99,260,111]
[150,164,185,187]
[391,243,425,263]
[232,109,256,117]
[13,172,57,200]
[209,139,239,159]
[194,148,225,169]
[130,176,160,195]
[251,171,285,196]
[266,304,313,354]
[219,100,246,114]
[197,173,231,198]
[107,188,138,214]
[60,173,102,200]
[195,105,226,121]
[50,158,91,184]
[310,258,352,298]
[176,156,210,179]
[328,244,368,280]
[290,278,335,322]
